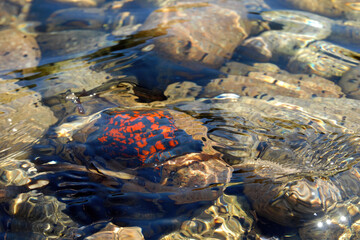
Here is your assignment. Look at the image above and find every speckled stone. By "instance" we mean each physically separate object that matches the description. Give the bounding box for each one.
[141,0,249,68]
[0,28,41,71]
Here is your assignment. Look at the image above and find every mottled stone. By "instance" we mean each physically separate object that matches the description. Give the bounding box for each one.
[141,0,249,68]
[0,28,40,71]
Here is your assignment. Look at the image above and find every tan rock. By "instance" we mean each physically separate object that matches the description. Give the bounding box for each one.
[0,79,57,158]
[160,194,258,239]
[201,72,343,99]
[0,28,40,71]
[85,223,144,240]
[141,0,249,68]
[284,0,360,20]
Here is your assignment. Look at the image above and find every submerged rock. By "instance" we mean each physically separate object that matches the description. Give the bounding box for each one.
[287,41,360,79]
[169,69,343,99]
[0,28,41,71]
[284,0,360,21]
[85,223,144,240]
[36,29,113,64]
[0,79,57,159]
[176,96,360,238]
[140,0,249,68]
[202,72,343,99]
[46,7,108,32]
[32,106,232,238]
[7,191,79,238]
[0,0,32,26]
[338,66,360,100]
[160,194,258,239]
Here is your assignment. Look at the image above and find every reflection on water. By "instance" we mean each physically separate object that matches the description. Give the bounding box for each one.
[1,0,360,239]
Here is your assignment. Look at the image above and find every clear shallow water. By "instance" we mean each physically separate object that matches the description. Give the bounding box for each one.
[1,0,360,239]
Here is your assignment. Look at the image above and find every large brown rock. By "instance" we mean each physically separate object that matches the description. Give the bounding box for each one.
[0,28,41,71]
[141,0,249,68]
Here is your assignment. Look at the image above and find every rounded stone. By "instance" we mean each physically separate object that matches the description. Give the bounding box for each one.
[141,0,249,68]
[338,66,360,100]
[0,28,41,71]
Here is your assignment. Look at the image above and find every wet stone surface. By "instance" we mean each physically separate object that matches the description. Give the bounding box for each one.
[84,223,144,240]
[339,66,360,100]
[284,0,360,21]
[0,0,32,26]
[30,105,232,238]
[160,194,259,239]
[0,79,57,159]
[201,72,343,99]
[140,0,249,69]
[1,0,360,239]
[36,30,113,64]
[0,28,41,72]
[176,96,360,238]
